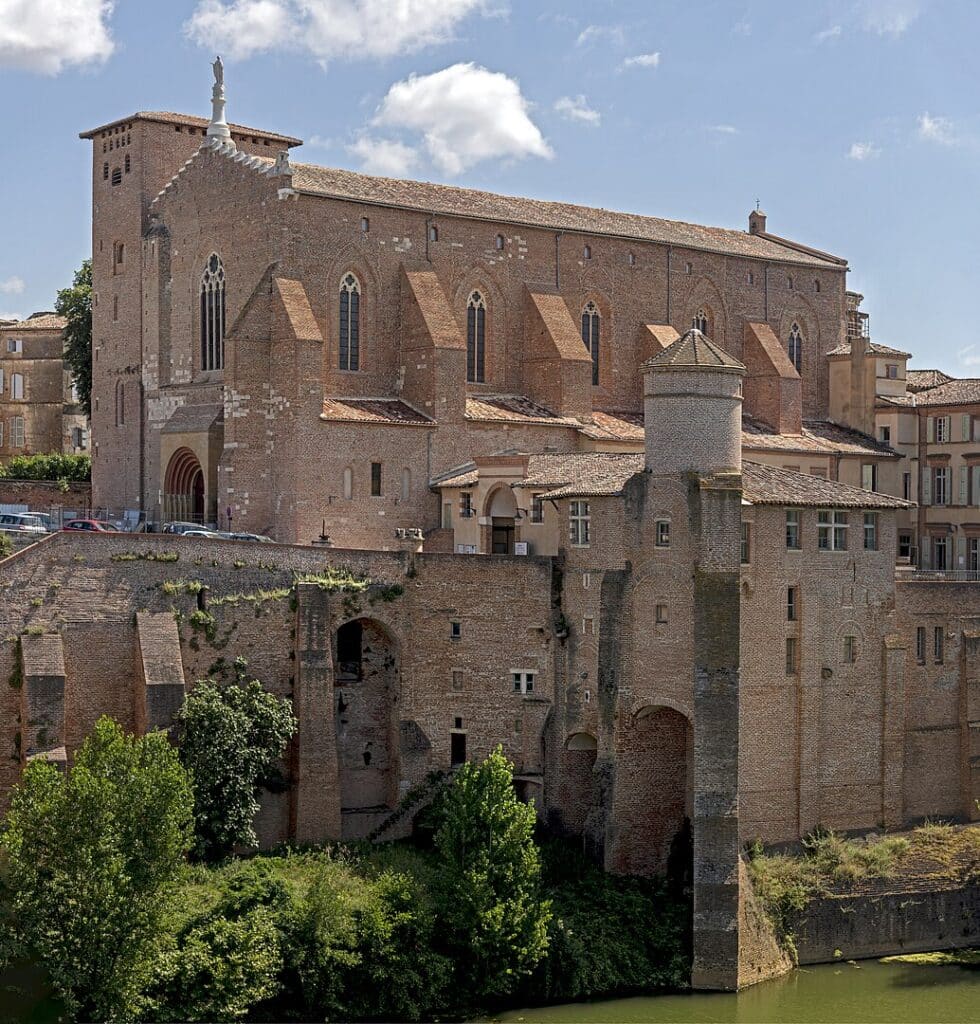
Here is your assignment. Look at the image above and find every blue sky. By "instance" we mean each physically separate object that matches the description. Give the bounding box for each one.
[1,0,977,373]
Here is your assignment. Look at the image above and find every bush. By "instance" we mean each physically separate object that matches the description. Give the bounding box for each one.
[0,453,91,482]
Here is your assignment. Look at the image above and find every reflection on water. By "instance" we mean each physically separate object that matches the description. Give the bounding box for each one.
[497,959,980,1024]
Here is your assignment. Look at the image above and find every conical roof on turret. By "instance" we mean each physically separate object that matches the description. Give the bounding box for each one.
[643,328,745,373]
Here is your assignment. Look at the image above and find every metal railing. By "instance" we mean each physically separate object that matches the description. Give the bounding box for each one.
[902,569,980,582]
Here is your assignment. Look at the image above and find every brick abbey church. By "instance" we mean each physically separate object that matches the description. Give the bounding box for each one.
[2,65,979,989]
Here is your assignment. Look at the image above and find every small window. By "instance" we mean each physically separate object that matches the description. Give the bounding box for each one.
[451,669,464,692]
[111,167,122,186]
[460,492,474,518]
[740,522,751,564]
[902,473,912,501]
[655,520,670,547]
[861,463,878,492]
[842,636,857,664]
[692,309,708,334]
[360,216,370,232]
[684,261,692,275]
[530,493,544,524]
[880,426,891,444]
[102,162,109,180]
[10,416,24,447]
[787,275,794,290]
[112,295,119,322]
[428,224,439,242]
[787,587,798,622]
[10,373,23,400]
[915,626,926,663]
[899,532,913,559]
[512,670,535,695]
[583,244,592,260]
[814,279,821,293]
[569,500,590,547]
[343,466,353,500]
[495,234,505,250]
[785,637,798,675]
[934,626,944,663]
[863,512,878,550]
[113,241,125,272]
[935,416,951,443]
[450,621,462,640]
[583,616,594,635]
[747,269,755,285]
[124,154,130,173]
[7,337,22,353]
[785,509,801,549]
[886,364,898,379]
[582,573,591,589]
[450,731,466,766]
[818,510,848,551]
[628,252,636,266]
[655,604,668,625]
[370,461,382,497]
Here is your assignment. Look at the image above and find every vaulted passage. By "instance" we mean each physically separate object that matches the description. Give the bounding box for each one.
[163,446,205,522]
[334,619,399,819]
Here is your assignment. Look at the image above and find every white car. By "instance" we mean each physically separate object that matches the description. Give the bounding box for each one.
[0,513,48,535]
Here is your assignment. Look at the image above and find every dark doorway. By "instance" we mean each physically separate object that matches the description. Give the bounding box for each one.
[491,517,515,554]
[450,731,467,766]
[336,620,363,680]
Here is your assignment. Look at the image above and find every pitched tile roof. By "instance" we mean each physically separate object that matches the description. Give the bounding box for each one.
[162,404,223,434]
[0,313,66,332]
[465,395,582,426]
[741,416,899,458]
[577,410,645,442]
[742,461,911,508]
[827,339,911,358]
[80,111,302,145]
[644,328,745,372]
[274,278,322,342]
[907,369,954,393]
[321,398,433,426]
[914,379,980,407]
[289,162,846,267]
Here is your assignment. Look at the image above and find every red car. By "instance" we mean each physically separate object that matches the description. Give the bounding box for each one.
[62,519,119,533]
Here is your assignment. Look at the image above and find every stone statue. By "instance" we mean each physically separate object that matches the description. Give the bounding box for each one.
[212,56,224,88]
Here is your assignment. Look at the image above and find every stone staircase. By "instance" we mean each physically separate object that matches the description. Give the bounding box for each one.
[366,769,453,843]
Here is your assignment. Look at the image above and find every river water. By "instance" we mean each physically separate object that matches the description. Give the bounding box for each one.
[497,959,980,1023]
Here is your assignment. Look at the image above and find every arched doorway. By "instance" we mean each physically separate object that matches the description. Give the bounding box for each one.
[334,619,399,825]
[555,731,598,835]
[163,447,205,522]
[486,485,518,554]
[611,705,693,876]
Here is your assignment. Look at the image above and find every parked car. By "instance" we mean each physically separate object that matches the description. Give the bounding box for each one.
[180,528,222,539]
[225,532,275,543]
[0,513,48,535]
[62,519,119,533]
[162,521,206,535]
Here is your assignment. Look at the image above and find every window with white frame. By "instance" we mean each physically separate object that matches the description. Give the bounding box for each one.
[655,519,670,547]
[530,493,544,524]
[935,416,951,443]
[861,463,878,492]
[886,363,898,379]
[10,416,24,447]
[7,338,22,354]
[863,512,878,550]
[933,466,950,506]
[785,509,801,549]
[817,509,848,550]
[10,372,23,400]
[879,425,891,444]
[569,500,590,546]
[460,492,474,518]
[512,670,535,695]
[787,586,798,621]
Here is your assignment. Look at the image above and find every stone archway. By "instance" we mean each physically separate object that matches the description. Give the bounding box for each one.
[555,731,598,835]
[163,447,205,522]
[611,705,693,875]
[485,485,518,554]
[333,618,399,830]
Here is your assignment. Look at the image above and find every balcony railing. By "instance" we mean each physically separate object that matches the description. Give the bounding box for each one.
[902,569,980,582]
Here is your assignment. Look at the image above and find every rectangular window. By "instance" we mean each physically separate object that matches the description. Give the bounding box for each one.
[861,463,878,492]
[512,670,535,695]
[886,364,898,379]
[903,472,912,501]
[934,534,949,570]
[817,510,848,550]
[370,462,382,497]
[863,512,878,550]
[936,416,951,443]
[11,416,24,447]
[655,520,670,547]
[740,522,751,564]
[934,626,944,663]
[787,587,798,622]
[655,604,668,625]
[785,637,798,675]
[899,532,913,559]
[451,669,463,691]
[842,636,857,664]
[916,626,926,663]
[450,731,467,767]
[0,422,4,447]
[10,373,23,400]
[7,338,22,353]
[530,493,544,524]
[785,509,801,549]
[970,537,980,572]
[583,616,594,635]
[450,621,461,641]
[880,426,891,443]
[569,500,590,547]
[442,502,452,529]
[933,466,950,506]
[460,492,474,518]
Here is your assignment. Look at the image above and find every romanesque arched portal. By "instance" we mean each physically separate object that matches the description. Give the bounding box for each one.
[163,446,205,522]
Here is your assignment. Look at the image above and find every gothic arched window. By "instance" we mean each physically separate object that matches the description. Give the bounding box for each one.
[692,309,709,335]
[581,301,600,386]
[466,291,486,383]
[339,273,360,371]
[788,322,803,374]
[200,253,226,371]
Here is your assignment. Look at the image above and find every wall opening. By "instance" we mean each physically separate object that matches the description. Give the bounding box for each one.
[163,447,205,523]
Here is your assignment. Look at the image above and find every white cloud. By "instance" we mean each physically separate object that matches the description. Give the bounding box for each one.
[814,24,842,42]
[576,24,624,47]
[0,0,115,74]
[0,276,25,295]
[348,136,419,177]
[622,51,660,69]
[958,344,980,369]
[554,95,600,126]
[847,141,880,160]
[370,63,552,176]
[708,124,738,135]
[859,0,922,37]
[185,0,494,64]
[732,18,751,36]
[918,112,957,145]
[0,311,25,323]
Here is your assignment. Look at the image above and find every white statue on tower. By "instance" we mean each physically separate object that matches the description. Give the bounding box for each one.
[206,55,233,147]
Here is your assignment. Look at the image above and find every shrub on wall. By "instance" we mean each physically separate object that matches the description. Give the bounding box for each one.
[0,453,91,482]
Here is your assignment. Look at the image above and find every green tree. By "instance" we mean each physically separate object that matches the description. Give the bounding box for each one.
[0,717,194,1021]
[55,259,92,415]
[177,675,297,860]
[433,747,551,1002]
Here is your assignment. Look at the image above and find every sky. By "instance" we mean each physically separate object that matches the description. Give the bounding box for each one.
[0,0,978,373]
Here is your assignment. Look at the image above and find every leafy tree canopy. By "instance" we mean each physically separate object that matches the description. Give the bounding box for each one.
[54,259,92,415]
[0,717,194,1021]
[177,672,297,860]
[0,452,90,482]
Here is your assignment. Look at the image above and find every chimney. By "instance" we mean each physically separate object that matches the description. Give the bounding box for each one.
[748,208,767,235]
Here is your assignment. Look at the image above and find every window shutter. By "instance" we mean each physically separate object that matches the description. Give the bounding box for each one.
[921,540,931,569]
[974,466,980,507]
[960,465,969,505]
[927,417,935,443]
[958,535,967,567]
[921,471,930,506]
[963,414,972,441]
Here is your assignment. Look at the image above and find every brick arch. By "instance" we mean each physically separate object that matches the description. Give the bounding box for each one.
[324,253,381,377]
[163,446,205,522]
[684,275,729,351]
[451,270,508,387]
[777,295,822,377]
[576,289,614,391]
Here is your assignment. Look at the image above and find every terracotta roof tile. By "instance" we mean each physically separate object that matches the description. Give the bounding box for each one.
[162,404,223,434]
[827,339,911,358]
[0,313,66,332]
[465,395,581,426]
[321,398,433,426]
[645,328,745,372]
[914,379,980,407]
[289,163,845,267]
[80,111,301,145]
[741,416,898,458]
[578,411,645,442]
[907,369,953,392]
[742,461,911,508]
